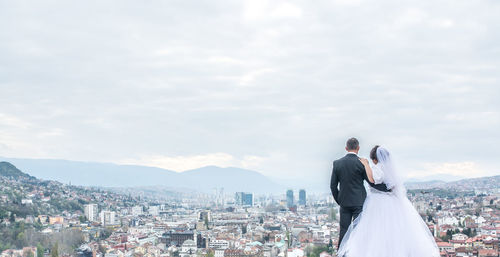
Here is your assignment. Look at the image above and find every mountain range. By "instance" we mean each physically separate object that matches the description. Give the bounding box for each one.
[0,157,284,193]
[0,156,490,194]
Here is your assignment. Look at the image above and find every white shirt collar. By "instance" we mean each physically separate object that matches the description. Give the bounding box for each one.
[346,152,358,155]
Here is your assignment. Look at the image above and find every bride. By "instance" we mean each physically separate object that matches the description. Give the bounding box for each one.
[337,146,440,257]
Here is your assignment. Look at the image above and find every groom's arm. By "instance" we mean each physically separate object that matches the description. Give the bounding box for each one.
[330,161,339,204]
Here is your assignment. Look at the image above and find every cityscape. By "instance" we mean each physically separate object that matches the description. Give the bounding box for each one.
[0,161,498,257]
[2,0,500,256]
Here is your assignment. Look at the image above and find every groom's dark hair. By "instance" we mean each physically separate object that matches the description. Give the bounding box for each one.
[346,137,359,150]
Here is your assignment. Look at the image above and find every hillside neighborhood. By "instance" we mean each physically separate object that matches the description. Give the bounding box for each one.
[0,162,499,257]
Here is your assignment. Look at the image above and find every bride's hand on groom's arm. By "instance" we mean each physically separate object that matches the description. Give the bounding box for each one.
[359,157,375,183]
[359,157,369,166]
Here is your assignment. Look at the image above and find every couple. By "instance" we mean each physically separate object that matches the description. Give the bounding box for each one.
[330,138,439,257]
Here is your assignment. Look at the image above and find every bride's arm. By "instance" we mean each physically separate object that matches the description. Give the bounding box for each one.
[359,158,375,183]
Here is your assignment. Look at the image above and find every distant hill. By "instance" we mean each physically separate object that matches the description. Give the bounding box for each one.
[405,173,464,183]
[405,173,466,189]
[407,175,500,190]
[439,175,500,190]
[180,166,283,193]
[0,157,181,187]
[0,157,284,193]
[405,180,446,190]
[0,161,34,179]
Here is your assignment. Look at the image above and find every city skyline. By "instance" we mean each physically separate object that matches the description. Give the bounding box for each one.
[0,160,497,256]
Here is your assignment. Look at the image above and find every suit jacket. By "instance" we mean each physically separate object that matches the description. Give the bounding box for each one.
[330,153,391,207]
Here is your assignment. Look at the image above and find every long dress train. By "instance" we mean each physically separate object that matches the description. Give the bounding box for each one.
[337,164,440,257]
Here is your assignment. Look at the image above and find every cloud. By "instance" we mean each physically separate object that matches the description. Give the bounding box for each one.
[243,0,302,21]
[119,153,268,172]
[207,56,244,65]
[270,3,303,19]
[0,113,31,129]
[0,0,499,180]
[408,162,489,179]
[239,68,276,86]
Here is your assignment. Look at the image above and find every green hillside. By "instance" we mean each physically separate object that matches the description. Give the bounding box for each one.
[0,161,33,179]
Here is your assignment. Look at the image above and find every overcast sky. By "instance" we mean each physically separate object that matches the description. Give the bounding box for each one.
[0,0,499,182]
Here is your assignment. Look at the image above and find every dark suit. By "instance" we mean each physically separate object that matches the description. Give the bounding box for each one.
[330,153,391,247]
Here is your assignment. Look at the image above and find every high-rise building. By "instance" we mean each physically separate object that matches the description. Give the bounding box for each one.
[198,210,212,222]
[214,187,224,208]
[131,206,143,216]
[286,189,294,208]
[84,204,98,222]
[235,192,253,206]
[242,193,253,206]
[299,189,306,206]
[235,192,242,205]
[149,205,159,216]
[196,233,207,248]
[100,211,118,226]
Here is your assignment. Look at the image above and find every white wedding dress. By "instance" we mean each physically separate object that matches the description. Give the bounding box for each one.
[337,148,440,257]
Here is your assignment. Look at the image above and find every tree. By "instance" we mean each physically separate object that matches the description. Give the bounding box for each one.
[329,208,337,221]
[328,238,334,254]
[34,219,43,230]
[15,231,25,248]
[100,228,113,239]
[475,202,483,216]
[441,229,453,241]
[204,216,209,229]
[304,245,313,257]
[310,246,329,257]
[37,243,44,257]
[51,243,59,257]
[24,248,34,257]
[99,243,106,257]
[0,242,12,252]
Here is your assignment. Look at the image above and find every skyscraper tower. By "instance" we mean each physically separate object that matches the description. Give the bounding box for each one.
[286,189,294,208]
[214,187,224,208]
[299,189,306,206]
[84,204,98,222]
[235,192,253,206]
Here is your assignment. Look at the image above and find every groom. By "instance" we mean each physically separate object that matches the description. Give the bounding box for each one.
[330,138,391,247]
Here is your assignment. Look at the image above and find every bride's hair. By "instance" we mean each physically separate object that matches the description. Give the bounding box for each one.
[370,145,380,161]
